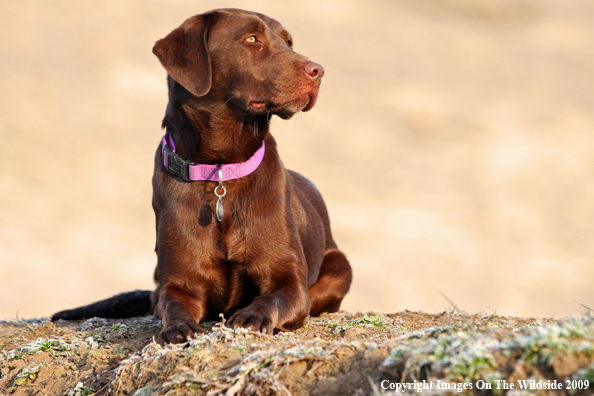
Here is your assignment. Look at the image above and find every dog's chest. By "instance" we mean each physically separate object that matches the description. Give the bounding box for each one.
[219,224,249,263]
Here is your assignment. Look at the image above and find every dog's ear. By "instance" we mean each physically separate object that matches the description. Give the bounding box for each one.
[152,13,215,97]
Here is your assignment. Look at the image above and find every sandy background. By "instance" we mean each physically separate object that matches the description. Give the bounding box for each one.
[1,0,592,320]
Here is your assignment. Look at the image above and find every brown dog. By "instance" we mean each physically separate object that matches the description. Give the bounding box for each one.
[52,8,352,344]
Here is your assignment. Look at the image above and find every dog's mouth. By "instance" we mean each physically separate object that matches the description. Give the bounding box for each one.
[250,101,268,110]
[248,92,317,119]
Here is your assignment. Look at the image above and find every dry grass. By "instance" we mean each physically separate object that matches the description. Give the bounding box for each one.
[1,311,592,395]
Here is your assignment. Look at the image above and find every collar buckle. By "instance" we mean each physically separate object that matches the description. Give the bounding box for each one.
[163,143,195,182]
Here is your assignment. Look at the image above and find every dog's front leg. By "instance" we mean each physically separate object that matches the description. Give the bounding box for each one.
[157,285,206,344]
[226,277,310,334]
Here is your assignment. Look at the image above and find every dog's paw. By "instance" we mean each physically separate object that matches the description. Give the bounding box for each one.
[158,320,204,344]
[227,309,274,335]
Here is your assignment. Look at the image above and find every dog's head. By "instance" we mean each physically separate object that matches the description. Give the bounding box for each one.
[153,8,324,119]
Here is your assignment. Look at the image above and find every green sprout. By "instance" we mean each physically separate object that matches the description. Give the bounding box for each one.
[232,345,247,353]
[111,323,129,332]
[332,314,391,333]
[21,338,71,355]
[67,382,95,396]
[13,364,41,386]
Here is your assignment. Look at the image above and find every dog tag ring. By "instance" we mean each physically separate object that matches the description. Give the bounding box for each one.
[215,165,226,221]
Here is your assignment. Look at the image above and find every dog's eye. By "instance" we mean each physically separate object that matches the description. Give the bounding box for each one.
[245,36,257,43]
[287,40,292,47]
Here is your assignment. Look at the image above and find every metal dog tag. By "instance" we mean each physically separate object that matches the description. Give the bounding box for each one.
[216,195,224,221]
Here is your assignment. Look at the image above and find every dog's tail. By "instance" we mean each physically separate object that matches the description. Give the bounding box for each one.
[51,290,153,321]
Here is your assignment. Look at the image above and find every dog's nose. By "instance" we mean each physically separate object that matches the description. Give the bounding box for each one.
[304,61,325,81]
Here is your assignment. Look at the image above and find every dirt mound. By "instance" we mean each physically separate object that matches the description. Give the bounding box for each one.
[1,311,592,395]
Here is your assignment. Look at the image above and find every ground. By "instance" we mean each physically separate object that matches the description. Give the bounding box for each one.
[1,311,593,395]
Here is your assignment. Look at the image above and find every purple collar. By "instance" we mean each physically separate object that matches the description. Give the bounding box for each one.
[161,131,266,182]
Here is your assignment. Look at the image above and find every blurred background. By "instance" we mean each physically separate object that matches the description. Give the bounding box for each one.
[1,0,593,320]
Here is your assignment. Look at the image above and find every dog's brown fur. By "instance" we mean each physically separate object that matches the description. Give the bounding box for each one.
[52,8,352,344]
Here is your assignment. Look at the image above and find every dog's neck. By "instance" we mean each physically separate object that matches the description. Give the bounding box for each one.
[161,78,270,165]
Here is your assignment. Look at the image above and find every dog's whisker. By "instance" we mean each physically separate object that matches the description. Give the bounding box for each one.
[212,94,237,120]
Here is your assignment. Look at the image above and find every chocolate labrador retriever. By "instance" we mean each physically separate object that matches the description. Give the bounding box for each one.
[52,8,352,344]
